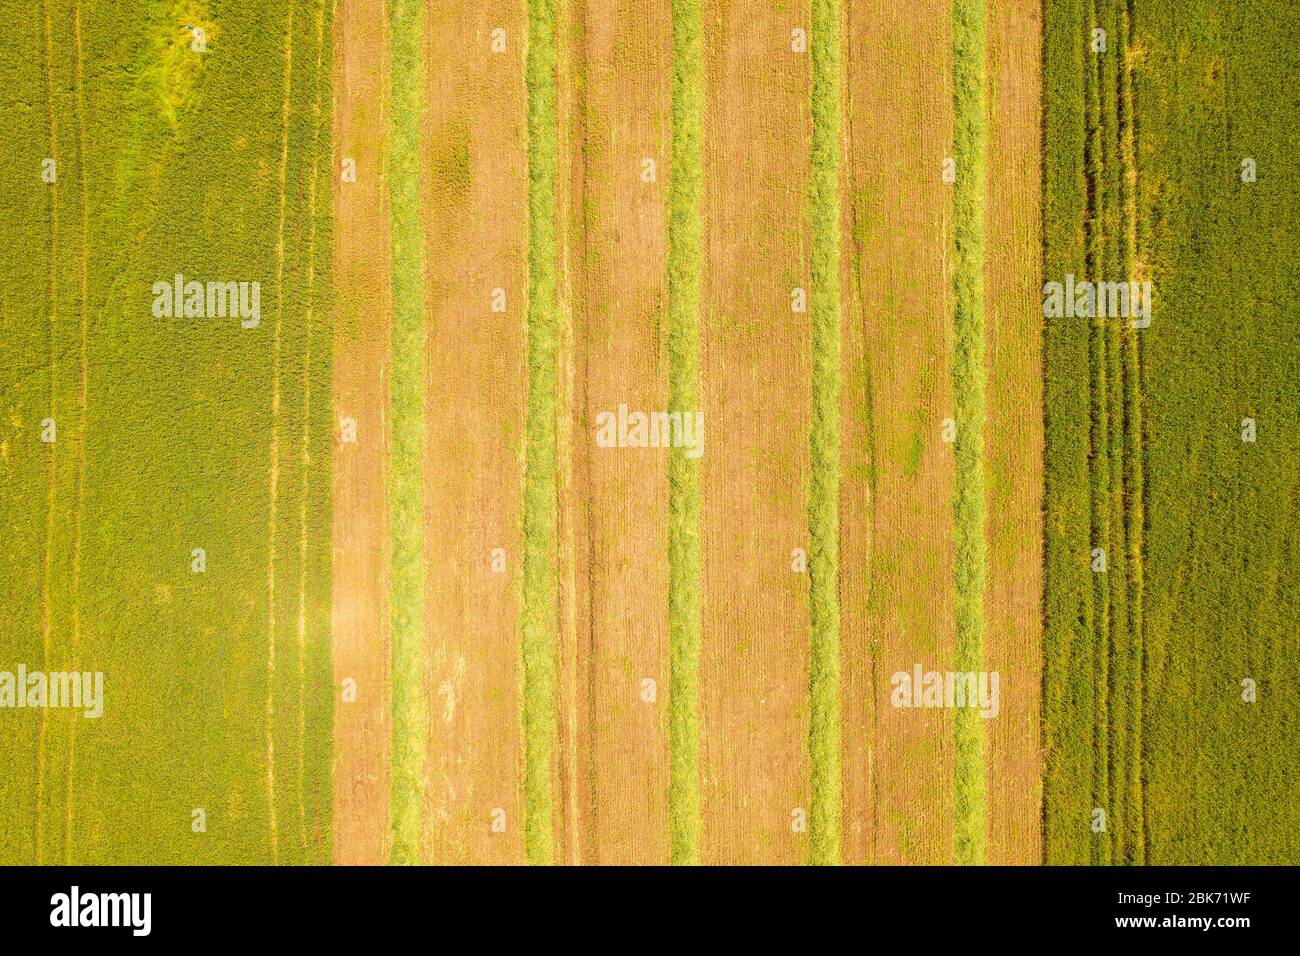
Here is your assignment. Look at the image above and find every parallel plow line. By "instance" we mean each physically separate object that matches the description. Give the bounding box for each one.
[65,0,91,864]
[1115,0,1146,865]
[35,0,60,867]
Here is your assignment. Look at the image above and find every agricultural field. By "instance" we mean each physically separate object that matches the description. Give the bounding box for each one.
[0,0,1293,867]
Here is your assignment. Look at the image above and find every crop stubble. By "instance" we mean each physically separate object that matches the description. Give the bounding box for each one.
[421,1,529,865]
[697,0,812,866]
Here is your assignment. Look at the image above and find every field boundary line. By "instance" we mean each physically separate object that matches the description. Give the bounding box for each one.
[808,0,844,867]
[666,0,703,867]
[1116,0,1145,864]
[1099,0,1129,866]
[1081,0,1110,867]
[574,0,601,862]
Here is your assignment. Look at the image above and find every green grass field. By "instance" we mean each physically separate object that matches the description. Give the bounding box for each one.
[0,0,332,865]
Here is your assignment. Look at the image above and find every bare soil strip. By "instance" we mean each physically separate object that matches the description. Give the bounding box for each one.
[982,0,1043,865]
[565,0,674,865]
[699,0,812,865]
[552,0,592,867]
[421,3,529,865]
[330,0,393,865]
[841,0,956,865]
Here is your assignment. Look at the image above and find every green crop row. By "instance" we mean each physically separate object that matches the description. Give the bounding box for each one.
[666,0,704,867]
[807,0,843,868]
[522,0,561,867]
[951,0,988,866]
[387,0,427,866]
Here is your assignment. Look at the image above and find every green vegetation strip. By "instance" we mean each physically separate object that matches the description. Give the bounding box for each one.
[667,0,703,866]
[388,0,426,865]
[523,0,560,866]
[950,0,988,866]
[807,0,842,867]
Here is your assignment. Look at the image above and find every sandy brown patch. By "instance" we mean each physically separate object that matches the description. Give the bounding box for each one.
[554,0,675,865]
[330,0,393,866]
[420,2,529,865]
[698,0,812,865]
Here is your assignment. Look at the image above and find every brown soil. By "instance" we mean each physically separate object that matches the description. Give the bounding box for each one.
[840,0,958,865]
[698,0,813,865]
[420,3,529,865]
[556,0,675,865]
[330,0,393,865]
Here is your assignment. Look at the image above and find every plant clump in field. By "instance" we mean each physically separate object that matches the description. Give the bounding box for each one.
[140,2,218,130]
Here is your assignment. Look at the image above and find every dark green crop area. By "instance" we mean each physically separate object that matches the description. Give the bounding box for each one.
[1042,0,1299,864]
